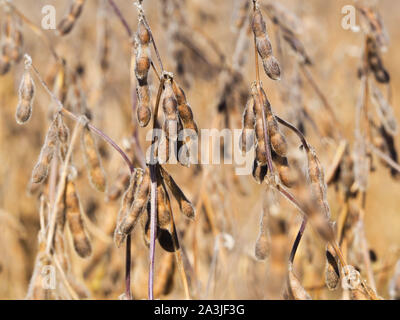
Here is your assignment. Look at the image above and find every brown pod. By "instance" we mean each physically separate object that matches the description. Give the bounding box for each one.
[256,36,272,60]
[262,55,281,81]
[58,0,86,36]
[135,47,151,82]
[172,82,198,133]
[160,167,195,219]
[252,159,268,184]
[251,5,267,38]
[325,245,340,290]
[259,87,288,157]
[272,151,296,188]
[136,83,152,127]
[57,114,70,161]
[114,170,141,247]
[240,97,255,154]
[65,179,92,258]
[81,126,107,192]
[31,119,58,184]
[251,86,268,165]
[251,5,281,80]
[137,19,151,45]
[306,146,330,219]
[16,69,35,124]
[118,168,151,237]
[162,79,178,121]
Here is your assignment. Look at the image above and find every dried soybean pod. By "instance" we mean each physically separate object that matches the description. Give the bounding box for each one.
[57,114,70,161]
[272,151,296,188]
[157,182,171,230]
[255,202,270,260]
[66,178,92,258]
[16,60,35,125]
[154,253,175,298]
[325,244,340,290]
[134,22,151,84]
[31,118,58,184]
[251,4,281,80]
[160,78,179,162]
[118,168,151,236]
[160,166,195,219]
[58,0,86,36]
[250,85,267,165]
[172,81,198,133]
[286,266,312,300]
[252,159,268,184]
[306,146,330,219]
[240,97,255,154]
[114,170,140,248]
[260,87,288,157]
[81,125,107,192]
[136,83,152,127]
[162,79,179,122]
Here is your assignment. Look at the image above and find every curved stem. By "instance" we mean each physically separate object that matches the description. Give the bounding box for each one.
[289,218,307,264]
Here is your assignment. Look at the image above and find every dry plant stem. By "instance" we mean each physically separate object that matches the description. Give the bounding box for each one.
[52,255,79,300]
[289,218,307,264]
[147,77,166,300]
[45,122,82,255]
